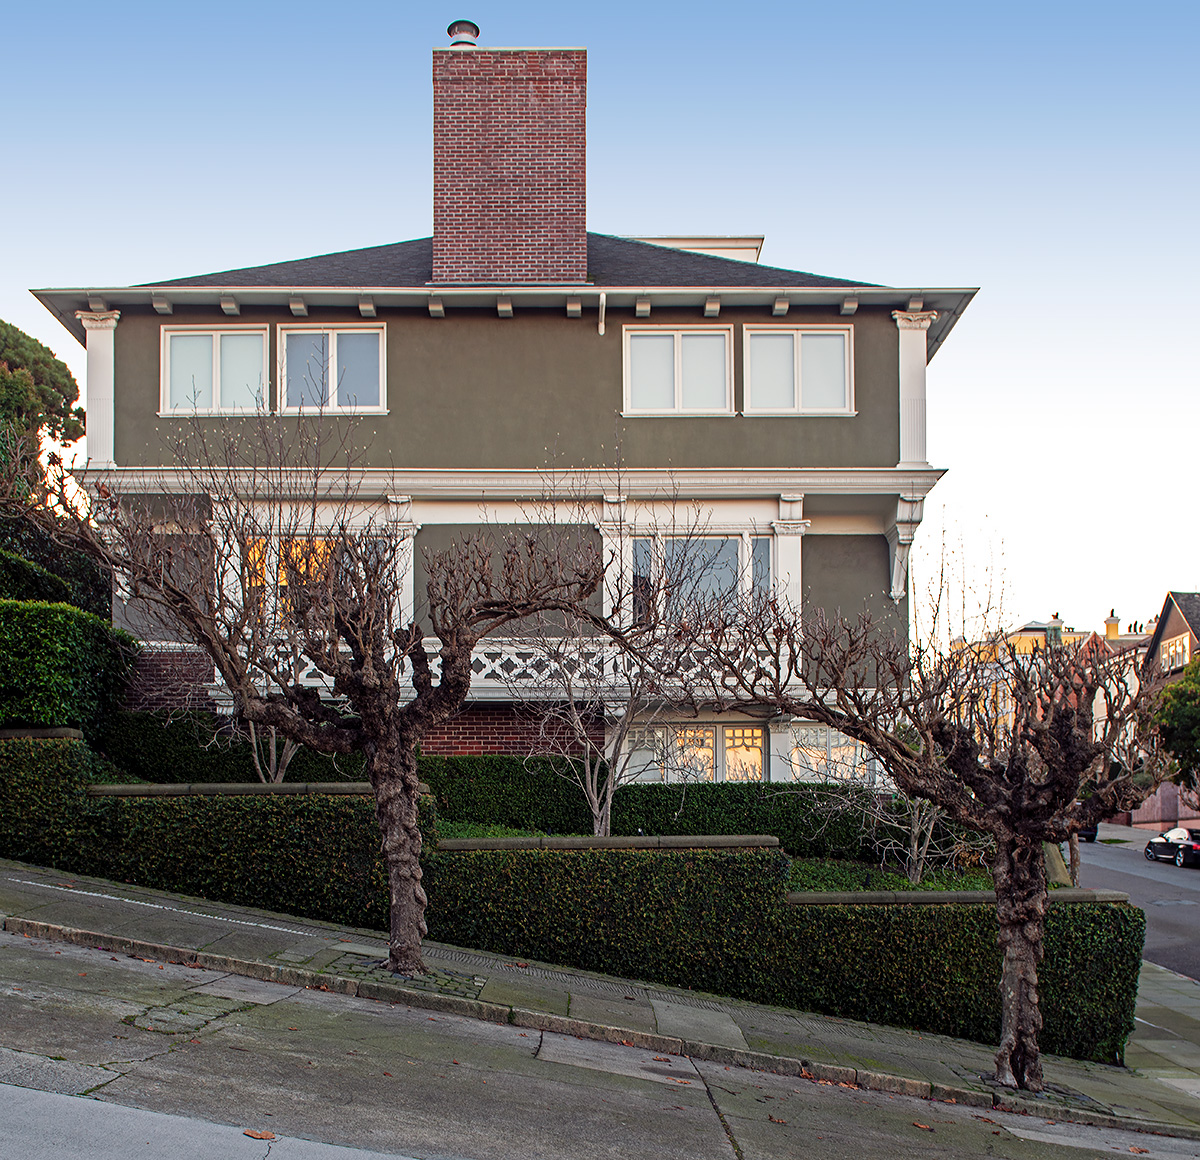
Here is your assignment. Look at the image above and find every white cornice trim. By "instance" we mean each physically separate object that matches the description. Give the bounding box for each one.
[76,465,946,501]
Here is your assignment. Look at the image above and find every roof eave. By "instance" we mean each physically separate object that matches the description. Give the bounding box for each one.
[34,284,978,357]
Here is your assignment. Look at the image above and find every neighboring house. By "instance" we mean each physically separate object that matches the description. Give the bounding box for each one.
[1127,593,1200,827]
[29,23,976,783]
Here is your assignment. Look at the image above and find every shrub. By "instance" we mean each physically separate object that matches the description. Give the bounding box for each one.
[0,601,137,742]
[786,857,993,892]
[0,516,110,617]
[0,549,72,603]
[93,709,366,784]
[423,847,1143,1063]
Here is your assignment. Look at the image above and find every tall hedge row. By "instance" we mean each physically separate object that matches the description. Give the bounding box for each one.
[0,601,137,741]
[0,738,1142,1064]
[89,719,872,857]
[0,549,73,604]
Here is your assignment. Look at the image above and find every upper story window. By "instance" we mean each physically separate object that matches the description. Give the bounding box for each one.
[1162,633,1191,673]
[743,326,853,414]
[631,533,770,622]
[162,327,267,413]
[280,326,385,412]
[624,326,733,414]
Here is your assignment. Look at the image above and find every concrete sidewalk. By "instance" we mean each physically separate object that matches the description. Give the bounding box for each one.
[3,857,1199,1140]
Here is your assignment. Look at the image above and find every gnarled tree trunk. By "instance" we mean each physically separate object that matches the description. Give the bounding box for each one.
[367,734,428,975]
[991,834,1047,1091]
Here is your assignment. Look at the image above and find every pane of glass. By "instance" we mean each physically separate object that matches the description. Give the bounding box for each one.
[674,727,715,782]
[169,334,213,409]
[632,537,654,624]
[219,333,264,410]
[747,332,795,409]
[628,728,666,782]
[629,334,675,410]
[286,332,330,408]
[751,536,771,595]
[668,537,738,601]
[680,333,727,410]
[335,331,380,408]
[800,333,847,410]
[724,726,764,782]
[790,724,829,781]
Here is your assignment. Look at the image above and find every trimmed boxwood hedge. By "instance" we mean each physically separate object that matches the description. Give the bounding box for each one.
[0,738,1141,1064]
[0,601,137,742]
[0,549,73,604]
[422,848,1143,1064]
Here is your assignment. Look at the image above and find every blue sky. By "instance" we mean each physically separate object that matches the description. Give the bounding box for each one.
[2,0,1196,633]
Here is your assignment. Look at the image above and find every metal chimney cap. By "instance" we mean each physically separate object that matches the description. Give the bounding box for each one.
[447,19,480,45]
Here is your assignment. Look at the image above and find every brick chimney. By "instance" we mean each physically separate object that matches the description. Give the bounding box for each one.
[432,23,588,284]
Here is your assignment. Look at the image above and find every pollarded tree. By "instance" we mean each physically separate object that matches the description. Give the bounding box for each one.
[666,599,1167,1091]
[1,410,606,975]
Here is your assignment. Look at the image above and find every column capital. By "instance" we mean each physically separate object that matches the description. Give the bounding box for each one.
[892,310,938,331]
[771,520,811,537]
[75,310,121,331]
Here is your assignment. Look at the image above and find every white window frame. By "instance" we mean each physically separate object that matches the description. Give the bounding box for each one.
[625,722,767,783]
[1162,633,1191,673]
[159,325,269,415]
[632,530,772,603]
[622,325,734,416]
[742,324,855,415]
[278,324,387,414]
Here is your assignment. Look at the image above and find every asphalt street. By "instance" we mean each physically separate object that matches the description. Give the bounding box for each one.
[3,934,1193,1160]
[1079,827,1200,980]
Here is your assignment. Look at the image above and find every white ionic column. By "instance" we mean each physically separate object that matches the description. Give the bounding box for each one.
[771,493,809,611]
[386,495,420,626]
[892,310,938,468]
[596,493,628,620]
[75,310,120,467]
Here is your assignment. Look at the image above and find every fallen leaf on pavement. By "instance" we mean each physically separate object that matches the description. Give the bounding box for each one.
[383,1072,392,1077]
[244,1130,276,1140]
[1130,1150,1149,1155]
[913,1123,933,1132]
[653,1056,670,1062]
[768,1116,787,1124]
[620,1040,634,1047]
[673,1079,691,1085]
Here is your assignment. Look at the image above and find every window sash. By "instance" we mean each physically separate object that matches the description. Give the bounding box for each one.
[625,327,732,413]
[744,327,852,414]
[163,328,267,413]
[280,327,385,411]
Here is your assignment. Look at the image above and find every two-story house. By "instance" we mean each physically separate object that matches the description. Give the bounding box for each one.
[30,22,976,783]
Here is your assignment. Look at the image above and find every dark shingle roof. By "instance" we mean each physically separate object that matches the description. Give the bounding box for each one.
[143,233,877,290]
[1171,593,1200,638]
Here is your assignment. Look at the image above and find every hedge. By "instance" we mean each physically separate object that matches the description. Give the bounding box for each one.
[93,709,366,785]
[0,601,137,741]
[0,516,110,618]
[0,738,1141,1064]
[0,549,73,604]
[422,847,1143,1064]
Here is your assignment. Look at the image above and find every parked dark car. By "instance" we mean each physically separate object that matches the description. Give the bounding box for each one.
[1144,828,1200,867]
[1078,821,1098,843]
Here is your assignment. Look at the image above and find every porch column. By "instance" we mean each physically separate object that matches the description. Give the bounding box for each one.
[892,310,938,468]
[595,493,629,620]
[771,494,809,611]
[75,310,120,467]
[767,717,795,783]
[386,495,421,626]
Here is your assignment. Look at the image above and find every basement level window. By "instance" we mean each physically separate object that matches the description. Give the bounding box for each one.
[744,326,853,414]
[628,724,766,783]
[623,326,733,414]
[161,327,267,413]
[280,326,385,412]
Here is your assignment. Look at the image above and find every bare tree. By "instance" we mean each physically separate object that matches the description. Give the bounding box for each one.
[664,597,1166,1091]
[4,411,605,976]
[509,502,770,835]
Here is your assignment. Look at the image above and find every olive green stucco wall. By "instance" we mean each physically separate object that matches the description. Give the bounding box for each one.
[113,304,900,470]
[802,534,907,643]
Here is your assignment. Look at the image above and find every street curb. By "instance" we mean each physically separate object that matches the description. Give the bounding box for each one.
[6,915,1200,1141]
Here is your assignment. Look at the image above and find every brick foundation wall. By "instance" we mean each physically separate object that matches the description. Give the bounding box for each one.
[124,648,216,713]
[432,47,587,284]
[421,702,603,756]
